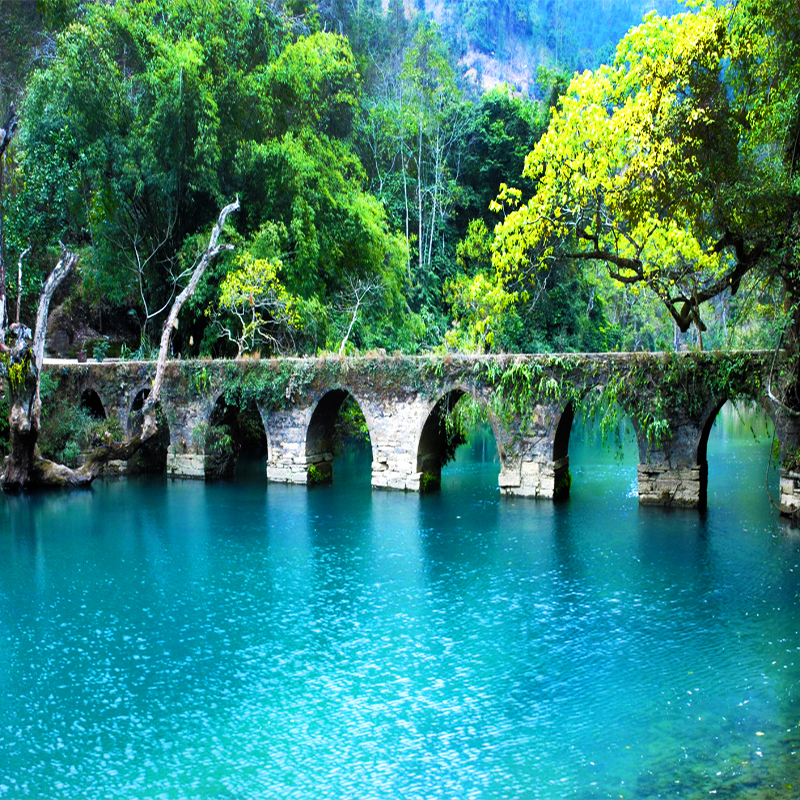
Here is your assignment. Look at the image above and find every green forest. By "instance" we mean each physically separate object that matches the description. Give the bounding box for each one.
[0,0,797,360]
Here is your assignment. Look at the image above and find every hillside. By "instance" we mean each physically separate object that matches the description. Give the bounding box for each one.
[418,0,683,95]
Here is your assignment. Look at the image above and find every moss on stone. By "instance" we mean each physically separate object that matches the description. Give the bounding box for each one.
[420,471,441,492]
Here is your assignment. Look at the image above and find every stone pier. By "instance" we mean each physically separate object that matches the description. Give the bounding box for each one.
[780,471,800,514]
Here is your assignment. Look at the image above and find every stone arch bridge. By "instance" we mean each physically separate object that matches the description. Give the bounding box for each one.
[43,351,800,514]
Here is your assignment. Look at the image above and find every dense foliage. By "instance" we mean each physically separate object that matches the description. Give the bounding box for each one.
[0,0,795,361]
[488,0,799,354]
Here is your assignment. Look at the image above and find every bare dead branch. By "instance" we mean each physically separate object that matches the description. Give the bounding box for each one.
[33,245,78,372]
[16,244,30,324]
[145,198,240,413]
[336,273,384,356]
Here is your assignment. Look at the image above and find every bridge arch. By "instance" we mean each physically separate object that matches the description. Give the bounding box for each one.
[80,387,106,420]
[552,400,574,464]
[551,400,575,500]
[415,387,500,491]
[697,397,730,472]
[550,394,641,500]
[695,395,750,509]
[695,394,780,464]
[126,387,151,435]
[202,391,268,479]
[305,387,374,485]
[696,397,778,509]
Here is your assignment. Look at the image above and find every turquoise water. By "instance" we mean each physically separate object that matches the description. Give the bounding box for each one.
[1,405,799,799]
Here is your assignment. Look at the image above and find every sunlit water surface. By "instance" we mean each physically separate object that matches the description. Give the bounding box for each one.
[2,405,800,799]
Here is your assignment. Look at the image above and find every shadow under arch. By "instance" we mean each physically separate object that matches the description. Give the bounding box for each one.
[80,388,106,420]
[127,388,170,474]
[305,388,373,485]
[551,400,575,500]
[205,393,268,480]
[127,387,150,433]
[416,388,501,492]
[696,397,729,510]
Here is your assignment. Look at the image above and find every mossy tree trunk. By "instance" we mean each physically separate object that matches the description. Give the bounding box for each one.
[1,247,87,489]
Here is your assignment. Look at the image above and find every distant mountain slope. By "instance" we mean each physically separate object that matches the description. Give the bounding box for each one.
[417,0,683,95]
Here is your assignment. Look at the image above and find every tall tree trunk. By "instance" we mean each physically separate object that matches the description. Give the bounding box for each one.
[16,245,30,324]
[143,198,238,421]
[397,87,411,279]
[338,296,362,357]
[0,170,6,339]
[0,104,18,345]
[426,122,441,270]
[417,124,424,276]
[401,143,411,278]
[1,247,79,490]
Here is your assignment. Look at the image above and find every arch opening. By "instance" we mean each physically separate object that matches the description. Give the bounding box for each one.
[562,400,638,503]
[417,390,499,492]
[80,389,106,420]
[130,389,148,415]
[205,397,268,480]
[305,390,372,486]
[701,399,776,512]
[553,402,574,463]
[39,387,117,468]
[696,398,728,509]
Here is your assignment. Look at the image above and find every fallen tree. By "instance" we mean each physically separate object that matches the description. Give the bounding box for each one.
[0,199,239,490]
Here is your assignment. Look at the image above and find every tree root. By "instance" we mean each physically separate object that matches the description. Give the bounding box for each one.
[1,434,156,490]
[1,413,157,491]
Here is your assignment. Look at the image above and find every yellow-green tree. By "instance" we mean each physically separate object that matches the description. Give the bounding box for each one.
[212,255,301,357]
[492,1,800,341]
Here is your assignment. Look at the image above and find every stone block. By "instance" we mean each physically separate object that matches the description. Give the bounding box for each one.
[521,460,546,477]
[498,468,521,488]
[780,471,800,513]
[501,485,541,497]
[305,451,333,464]
[167,453,205,479]
[267,466,292,483]
[387,475,409,490]
[538,477,555,495]
[637,463,701,508]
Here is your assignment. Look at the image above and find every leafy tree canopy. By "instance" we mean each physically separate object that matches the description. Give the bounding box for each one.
[7,0,414,355]
[5,0,792,361]
[491,0,800,338]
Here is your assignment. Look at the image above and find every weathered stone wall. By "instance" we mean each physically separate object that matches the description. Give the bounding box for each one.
[38,350,796,512]
[773,410,800,514]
